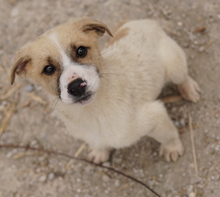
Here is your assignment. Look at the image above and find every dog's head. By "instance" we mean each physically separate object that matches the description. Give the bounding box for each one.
[11,17,112,105]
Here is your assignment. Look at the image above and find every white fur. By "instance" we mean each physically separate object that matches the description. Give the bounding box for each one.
[48,33,71,69]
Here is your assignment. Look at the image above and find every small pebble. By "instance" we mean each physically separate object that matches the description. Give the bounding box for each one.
[189,192,196,197]
[25,84,35,92]
[152,151,158,157]
[115,179,120,187]
[179,118,185,127]
[48,172,55,181]
[29,139,39,148]
[183,43,189,48]
[174,121,180,127]
[102,174,110,182]
[38,175,47,183]
[6,149,18,158]
[199,46,205,52]
[177,21,183,26]
[103,162,110,167]
[211,176,215,180]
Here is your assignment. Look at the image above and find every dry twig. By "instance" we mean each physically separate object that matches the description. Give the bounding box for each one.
[160,95,182,104]
[164,28,181,37]
[28,93,47,105]
[188,113,199,196]
[74,143,86,157]
[0,103,16,136]
[188,114,199,178]
[0,144,161,197]
[0,83,21,100]
[204,40,213,50]
[1,55,10,78]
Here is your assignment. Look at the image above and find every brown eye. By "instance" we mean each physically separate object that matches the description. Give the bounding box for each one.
[43,64,56,75]
[76,46,87,58]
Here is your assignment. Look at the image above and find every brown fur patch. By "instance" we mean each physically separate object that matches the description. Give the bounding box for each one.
[107,27,130,47]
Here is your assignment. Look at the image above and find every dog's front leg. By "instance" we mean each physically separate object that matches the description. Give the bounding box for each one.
[138,101,184,162]
[88,146,111,164]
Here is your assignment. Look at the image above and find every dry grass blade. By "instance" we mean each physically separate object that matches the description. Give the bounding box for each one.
[1,55,10,78]
[0,103,16,136]
[204,40,213,49]
[164,28,181,37]
[160,95,182,103]
[0,83,21,100]
[74,143,86,157]
[188,113,199,196]
[188,114,199,178]
[28,93,47,105]
[66,143,86,170]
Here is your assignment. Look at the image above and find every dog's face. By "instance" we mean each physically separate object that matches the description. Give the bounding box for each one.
[11,17,112,105]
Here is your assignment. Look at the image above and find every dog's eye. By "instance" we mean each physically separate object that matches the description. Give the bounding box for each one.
[43,64,56,75]
[76,46,87,58]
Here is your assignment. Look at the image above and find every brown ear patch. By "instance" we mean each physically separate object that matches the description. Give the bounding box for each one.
[80,17,113,37]
[106,27,130,47]
[83,24,113,37]
[10,57,31,85]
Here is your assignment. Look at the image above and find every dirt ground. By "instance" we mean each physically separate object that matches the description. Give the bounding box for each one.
[0,0,220,197]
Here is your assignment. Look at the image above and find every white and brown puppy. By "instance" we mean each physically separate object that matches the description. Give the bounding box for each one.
[11,17,200,164]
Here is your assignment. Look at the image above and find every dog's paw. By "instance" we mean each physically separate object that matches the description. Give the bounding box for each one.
[88,148,110,164]
[159,138,184,162]
[177,76,201,103]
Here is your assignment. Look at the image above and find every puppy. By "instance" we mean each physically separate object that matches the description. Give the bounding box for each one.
[11,17,200,164]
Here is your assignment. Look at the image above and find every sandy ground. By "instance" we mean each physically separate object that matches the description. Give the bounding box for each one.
[0,0,220,197]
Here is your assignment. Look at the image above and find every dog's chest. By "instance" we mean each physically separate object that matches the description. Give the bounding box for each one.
[54,101,137,148]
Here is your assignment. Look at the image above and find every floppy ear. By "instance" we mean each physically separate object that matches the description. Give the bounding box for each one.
[80,17,113,37]
[10,45,31,85]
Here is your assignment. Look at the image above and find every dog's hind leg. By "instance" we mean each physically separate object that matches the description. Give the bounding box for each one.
[138,101,184,162]
[160,35,201,102]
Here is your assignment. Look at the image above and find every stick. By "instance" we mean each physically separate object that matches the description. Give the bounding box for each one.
[164,28,181,37]
[1,55,10,78]
[188,114,199,178]
[204,40,213,50]
[0,84,21,100]
[74,143,86,157]
[0,144,161,197]
[28,93,47,105]
[160,95,182,104]
[0,104,16,136]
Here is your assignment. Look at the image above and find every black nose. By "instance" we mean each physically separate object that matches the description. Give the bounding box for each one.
[67,78,87,97]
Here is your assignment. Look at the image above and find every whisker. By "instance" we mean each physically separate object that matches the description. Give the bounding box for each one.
[101,76,118,90]
[50,97,60,111]
[100,72,123,76]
